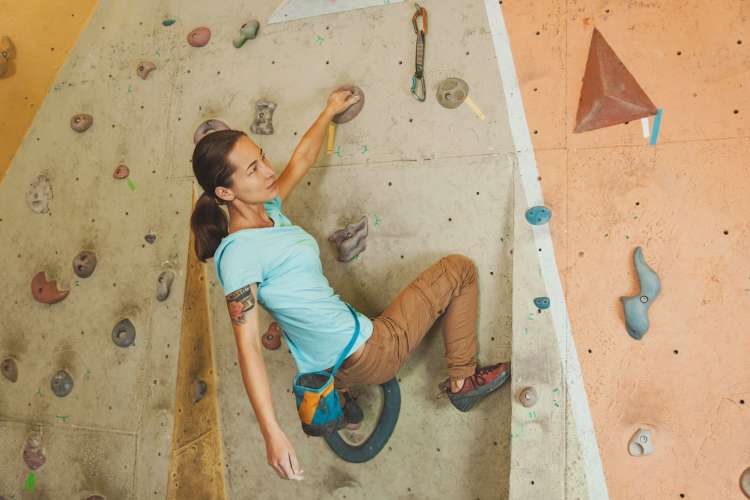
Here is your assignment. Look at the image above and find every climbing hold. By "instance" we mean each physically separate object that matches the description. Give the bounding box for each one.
[193,379,208,403]
[1,357,18,383]
[233,19,260,48]
[575,28,657,133]
[144,232,157,244]
[31,271,69,304]
[162,19,176,27]
[740,466,750,499]
[518,387,537,407]
[0,36,16,78]
[136,61,156,80]
[621,247,661,340]
[436,77,469,109]
[250,100,277,135]
[86,496,105,500]
[193,119,230,145]
[525,205,552,225]
[72,250,97,278]
[328,216,368,263]
[26,174,53,214]
[51,369,74,397]
[324,378,401,463]
[23,431,46,469]
[262,322,282,350]
[533,297,550,310]
[113,164,130,179]
[156,270,175,302]
[111,319,136,348]
[187,27,211,47]
[627,428,654,456]
[332,85,365,124]
[70,113,93,133]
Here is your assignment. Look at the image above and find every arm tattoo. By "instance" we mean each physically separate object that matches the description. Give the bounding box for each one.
[226,284,256,325]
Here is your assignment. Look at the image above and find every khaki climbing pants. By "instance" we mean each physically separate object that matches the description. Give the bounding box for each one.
[334,254,479,390]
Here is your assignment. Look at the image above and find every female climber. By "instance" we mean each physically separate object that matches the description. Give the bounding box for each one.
[189,88,511,481]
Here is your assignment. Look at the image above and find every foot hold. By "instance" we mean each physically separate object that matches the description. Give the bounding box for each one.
[31,271,69,304]
[70,113,93,133]
[136,61,156,79]
[1,357,18,383]
[73,250,97,278]
[112,319,136,348]
[51,369,74,397]
[156,270,175,301]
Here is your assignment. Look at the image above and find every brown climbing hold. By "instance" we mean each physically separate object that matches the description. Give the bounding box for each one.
[332,85,365,124]
[436,77,469,109]
[86,496,106,500]
[187,27,211,47]
[1,357,18,383]
[740,466,750,499]
[70,113,93,133]
[574,28,657,133]
[113,164,130,179]
[23,431,46,470]
[136,61,156,79]
[193,119,230,145]
[518,387,538,407]
[0,36,16,78]
[31,271,69,304]
[145,232,157,244]
[262,322,282,350]
[72,250,97,278]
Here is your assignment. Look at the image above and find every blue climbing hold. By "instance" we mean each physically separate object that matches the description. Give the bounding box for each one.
[534,297,550,310]
[525,206,552,225]
[620,247,661,340]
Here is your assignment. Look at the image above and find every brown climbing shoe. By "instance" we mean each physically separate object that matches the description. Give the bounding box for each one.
[441,362,511,412]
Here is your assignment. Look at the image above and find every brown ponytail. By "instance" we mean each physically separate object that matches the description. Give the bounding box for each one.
[190,129,246,262]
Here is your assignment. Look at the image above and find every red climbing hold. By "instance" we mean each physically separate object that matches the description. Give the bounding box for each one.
[31,271,69,304]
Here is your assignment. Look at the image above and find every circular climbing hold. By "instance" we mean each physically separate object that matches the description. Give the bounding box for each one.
[193,379,208,403]
[136,61,156,80]
[187,27,211,47]
[72,250,97,278]
[525,205,552,225]
[70,113,93,133]
[112,319,136,348]
[113,164,130,179]
[740,466,750,498]
[144,232,157,244]
[23,432,46,469]
[262,322,282,350]
[193,119,230,145]
[627,428,654,456]
[1,357,18,383]
[26,174,53,214]
[31,271,69,304]
[156,270,175,302]
[519,387,537,407]
[436,77,470,109]
[51,369,74,397]
[533,297,550,310]
[332,85,365,124]
[0,36,16,78]
[323,378,401,463]
[233,19,260,48]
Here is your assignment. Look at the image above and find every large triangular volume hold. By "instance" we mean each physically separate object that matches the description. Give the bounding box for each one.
[574,28,658,133]
[268,0,405,24]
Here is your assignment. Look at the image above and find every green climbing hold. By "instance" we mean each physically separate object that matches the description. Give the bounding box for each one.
[233,20,260,48]
[162,19,176,27]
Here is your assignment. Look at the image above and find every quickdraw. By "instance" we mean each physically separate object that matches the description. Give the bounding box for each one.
[410,3,428,102]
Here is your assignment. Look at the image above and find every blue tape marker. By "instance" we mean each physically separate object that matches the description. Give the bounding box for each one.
[649,108,663,145]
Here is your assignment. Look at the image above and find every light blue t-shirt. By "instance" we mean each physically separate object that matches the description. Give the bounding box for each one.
[213,195,373,374]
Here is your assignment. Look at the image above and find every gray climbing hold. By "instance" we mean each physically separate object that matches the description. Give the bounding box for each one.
[156,270,175,302]
[72,250,97,278]
[23,431,46,469]
[145,232,157,244]
[436,77,469,109]
[740,466,750,498]
[329,216,368,263]
[1,357,18,383]
[112,319,136,348]
[51,369,74,397]
[525,205,552,225]
[332,85,365,124]
[193,379,207,403]
[621,247,661,340]
[26,174,53,214]
[250,100,277,135]
[70,113,93,133]
[628,428,654,456]
[193,119,230,145]
[233,20,260,48]
[519,387,537,407]
[534,297,550,310]
[136,61,156,79]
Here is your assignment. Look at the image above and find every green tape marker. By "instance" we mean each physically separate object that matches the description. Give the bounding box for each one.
[25,471,36,491]
[127,178,137,191]
[162,19,176,27]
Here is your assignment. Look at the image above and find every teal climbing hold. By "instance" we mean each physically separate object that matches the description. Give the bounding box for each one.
[525,206,551,225]
[620,247,661,340]
[162,19,176,27]
[533,297,550,310]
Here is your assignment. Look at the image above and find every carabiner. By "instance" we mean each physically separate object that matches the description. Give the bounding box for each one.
[412,3,428,35]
